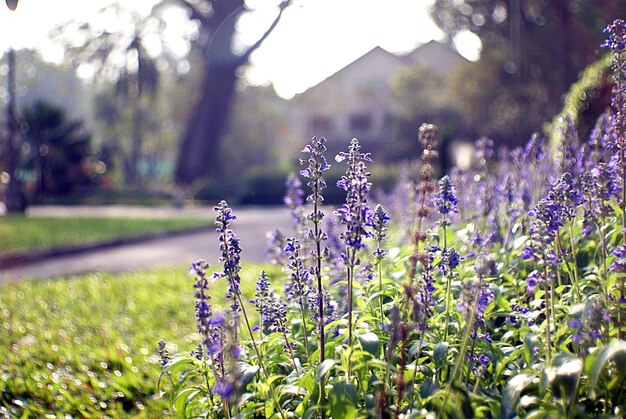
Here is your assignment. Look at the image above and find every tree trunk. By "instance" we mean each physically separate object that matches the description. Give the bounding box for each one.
[174,58,239,184]
[174,0,289,185]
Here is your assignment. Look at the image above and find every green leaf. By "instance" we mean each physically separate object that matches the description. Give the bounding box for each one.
[174,387,201,418]
[280,385,307,397]
[544,353,582,411]
[501,373,538,418]
[426,386,472,419]
[433,342,449,368]
[586,340,626,399]
[238,362,260,387]
[329,381,358,419]
[316,359,336,382]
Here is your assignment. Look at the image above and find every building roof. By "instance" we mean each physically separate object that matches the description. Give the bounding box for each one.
[298,40,465,97]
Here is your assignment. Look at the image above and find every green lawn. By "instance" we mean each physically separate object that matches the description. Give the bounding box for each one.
[0,215,209,254]
[0,263,276,417]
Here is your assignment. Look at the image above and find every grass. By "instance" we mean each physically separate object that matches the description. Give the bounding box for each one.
[0,215,209,254]
[0,263,277,417]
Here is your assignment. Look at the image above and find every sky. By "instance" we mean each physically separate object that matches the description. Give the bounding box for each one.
[0,0,480,99]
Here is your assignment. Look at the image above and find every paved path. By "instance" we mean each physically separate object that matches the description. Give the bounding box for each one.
[0,206,293,282]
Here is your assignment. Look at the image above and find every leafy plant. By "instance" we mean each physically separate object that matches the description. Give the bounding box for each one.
[157,20,626,418]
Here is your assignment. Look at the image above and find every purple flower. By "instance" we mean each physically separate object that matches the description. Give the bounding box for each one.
[569,298,610,354]
[370,204,390,259]
[188,259,221,358]
[284,237,312,311]
[526,270,540,295]
[284,173,307,229]
[265,228,286,265]
[602,19,626,51]
[300,136,331,212]
[214,201,243,312]
[158,340,170,368]
[521,247,534,260]
[457,276,494,342]
[214,379,235,400]
[613,245,626,258]
[432,175,459,221]
[335,138,373,253]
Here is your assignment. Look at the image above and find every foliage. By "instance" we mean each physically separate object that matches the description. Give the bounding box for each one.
[0,215,207,254]
[431,0,626,145]
[546,53,613,149]
[19,100,97,201]
[388,65,466,171]
[0,264,279,417]
[156,22,626,417]
[54,3,161,187]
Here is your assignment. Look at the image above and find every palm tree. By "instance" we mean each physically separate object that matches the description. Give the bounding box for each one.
[20,100,93,201]
[55,4,159,186]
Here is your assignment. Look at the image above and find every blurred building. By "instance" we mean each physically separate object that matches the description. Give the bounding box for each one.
[290,40,465,156]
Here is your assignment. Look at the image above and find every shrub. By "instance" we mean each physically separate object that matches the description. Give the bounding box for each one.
[157,21,626,418]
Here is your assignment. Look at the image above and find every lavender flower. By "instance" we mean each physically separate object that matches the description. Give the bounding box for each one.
[212,312,242,403]
[284,172,307,234]
[157,340,170,368]
[558,117,583,177]
[404,247,436,328]
[300,136,331,370]
[214,201,242,312]
[371,204,390,260]
[432,175,459,226]
[189,259,221,356]
[603,20,626,163]
[265,228,286,265]
[335,138,373,251]
[284,237,312,310]
[252,270,271,319]
[251,270,290,335]
[300,136,330,225]
[457,281,494,343]
[569,298,611,354]
[525,269,554,296]
[602,19,626,52]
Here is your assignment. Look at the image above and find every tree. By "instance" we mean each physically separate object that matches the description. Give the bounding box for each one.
[55,1,290,186]
[387,65,467,171]
[172,0,290,185]
[55,4,160,186]
[20,100,95,201]
[431,0,626,145]
[4,0,17,11]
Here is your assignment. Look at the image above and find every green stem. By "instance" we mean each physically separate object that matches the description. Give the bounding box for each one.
[439,278,481,419]
[378,252,384,318]
[543,267,552,365]
[237,294,288,419]
[442,222,452,343]
[567,221,582,302]
[443,275,453,343]
[347,260,354,379]
[298,294,311,361]
[312,190,327,418]
[283,330,300,374]
[410,321,427,405]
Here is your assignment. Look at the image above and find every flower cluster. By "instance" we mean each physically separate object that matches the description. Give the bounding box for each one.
[189,259,221,357]
[569,298,611,354]
[335,138,373,251]
[432,175,458,226]
[300,137,330,225]
[284,172,307,231]
[371,204,390,260]
[214,200,243,312]
[284,237,312,311]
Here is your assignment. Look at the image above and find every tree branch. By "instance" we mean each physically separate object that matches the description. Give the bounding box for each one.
[237,0,291,65]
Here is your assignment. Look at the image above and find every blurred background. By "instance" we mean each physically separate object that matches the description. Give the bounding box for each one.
[0,0,624,211]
